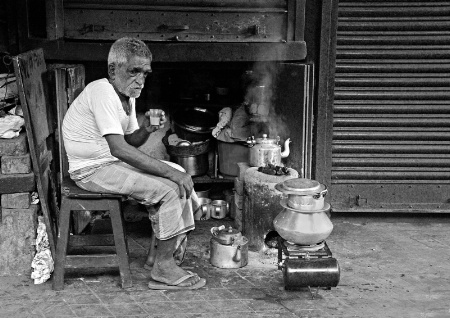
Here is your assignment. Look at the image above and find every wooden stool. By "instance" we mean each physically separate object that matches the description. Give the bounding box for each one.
[52,178,132,290]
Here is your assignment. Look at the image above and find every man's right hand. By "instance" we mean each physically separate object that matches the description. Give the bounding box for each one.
[105,134,194,198]
[169,170,194,199]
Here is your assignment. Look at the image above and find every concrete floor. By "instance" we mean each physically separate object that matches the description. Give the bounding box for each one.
[0,209,449,318]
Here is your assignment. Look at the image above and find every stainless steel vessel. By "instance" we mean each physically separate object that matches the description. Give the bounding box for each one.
[210,226,248,269]
[247,134,291,167]
[273,178,333,245]
[274,178,340,292]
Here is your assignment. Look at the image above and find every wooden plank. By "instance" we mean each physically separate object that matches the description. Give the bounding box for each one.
[13,48,57,256]
[51,64,85,182]
[66,66,86,104]
[65,254,119,269]
[53,68,69,182]
[69,234,115,247]
[63,8,287,42]
[294,0,306,41]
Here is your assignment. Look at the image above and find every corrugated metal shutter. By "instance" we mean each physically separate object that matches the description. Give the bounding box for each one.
[331,0,450,212]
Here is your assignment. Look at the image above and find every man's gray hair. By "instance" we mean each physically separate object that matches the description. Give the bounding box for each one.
[108,37,152,67]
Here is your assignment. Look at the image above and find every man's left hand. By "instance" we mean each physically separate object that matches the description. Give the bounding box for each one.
[144,109,167,133]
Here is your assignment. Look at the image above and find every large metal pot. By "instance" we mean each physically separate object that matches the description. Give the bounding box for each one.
[162,131,211,176]
[273,201,333,245]
[173,107,218,142]
[170,153,209,177]
[273,178,333,245]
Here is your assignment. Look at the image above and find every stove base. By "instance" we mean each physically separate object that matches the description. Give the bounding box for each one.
[278,238,340,290]
[283,257,340,290]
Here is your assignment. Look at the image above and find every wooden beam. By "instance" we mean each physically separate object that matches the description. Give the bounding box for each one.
[22,40,307,62]
[45,0,64,40]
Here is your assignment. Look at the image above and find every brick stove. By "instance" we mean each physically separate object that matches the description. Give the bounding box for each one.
[242,166,299,251]
[0,132,38,276]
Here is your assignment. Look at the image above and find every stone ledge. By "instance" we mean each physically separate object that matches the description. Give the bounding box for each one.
[0,173,35,194]
[1,154,32,174]
[0,204,38,276]
[0,132,28,156]
[1,193,31,209]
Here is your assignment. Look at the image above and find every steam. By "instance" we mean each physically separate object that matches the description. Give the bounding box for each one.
[244,60,291,142]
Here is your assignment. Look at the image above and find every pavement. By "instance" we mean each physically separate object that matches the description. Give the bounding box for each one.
[0,208,449,318]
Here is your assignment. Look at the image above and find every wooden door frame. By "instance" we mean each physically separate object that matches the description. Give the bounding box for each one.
[314,0,339,188]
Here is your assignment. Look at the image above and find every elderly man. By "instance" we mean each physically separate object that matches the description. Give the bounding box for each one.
[62,37,205,290]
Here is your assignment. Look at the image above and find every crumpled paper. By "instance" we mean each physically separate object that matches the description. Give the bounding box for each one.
[0,114,24,139]
[31,216,54,284]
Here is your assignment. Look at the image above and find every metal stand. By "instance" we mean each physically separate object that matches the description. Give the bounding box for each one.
[277,237,340,291]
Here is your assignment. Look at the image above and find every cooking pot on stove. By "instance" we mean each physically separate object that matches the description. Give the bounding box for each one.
[273,178,333,245]
[247,134,291,167]
[275,178,327,211]
[210,225,248,268]
[173,107,218,142]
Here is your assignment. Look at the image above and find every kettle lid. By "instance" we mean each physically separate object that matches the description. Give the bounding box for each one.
[211,226,242,245]
[255,134,279,145]
[275,178,326,195]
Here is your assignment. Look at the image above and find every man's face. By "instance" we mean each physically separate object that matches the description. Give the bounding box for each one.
[111,55,152,98]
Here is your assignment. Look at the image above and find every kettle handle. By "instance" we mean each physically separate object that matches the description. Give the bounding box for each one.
[200,204,209,220]
[210,225,225,236]
[214,205,220,218]
[232,245,242,262]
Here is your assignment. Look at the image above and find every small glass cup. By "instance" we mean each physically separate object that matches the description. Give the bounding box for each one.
[148,109,163,126]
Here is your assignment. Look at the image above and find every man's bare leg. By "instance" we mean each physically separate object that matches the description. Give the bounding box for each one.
[145,233,186,269]
[144,232,158,269]
[150,234,200,287]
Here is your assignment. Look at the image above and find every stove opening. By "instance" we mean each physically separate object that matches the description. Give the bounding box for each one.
[264,230,280,249]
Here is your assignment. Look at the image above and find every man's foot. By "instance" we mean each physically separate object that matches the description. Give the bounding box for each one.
[148,270,206,290]
[150,259,201,288]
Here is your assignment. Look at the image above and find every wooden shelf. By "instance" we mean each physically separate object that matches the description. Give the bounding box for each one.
[193,174,235,184]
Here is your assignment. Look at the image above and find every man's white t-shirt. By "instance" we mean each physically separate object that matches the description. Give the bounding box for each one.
[62,78,139,179]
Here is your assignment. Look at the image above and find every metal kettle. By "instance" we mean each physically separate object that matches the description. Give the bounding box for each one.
[247,134,291,167]
[210,226,248,268]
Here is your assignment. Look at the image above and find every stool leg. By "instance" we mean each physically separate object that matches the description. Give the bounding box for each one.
[53,197,71,290]
[109,200,132,289]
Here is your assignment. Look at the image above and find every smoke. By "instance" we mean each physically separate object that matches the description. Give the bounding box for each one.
[245,60,290,142]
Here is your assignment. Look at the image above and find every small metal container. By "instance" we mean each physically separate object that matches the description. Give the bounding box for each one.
[210,200,229,219]
[210,226,248,269]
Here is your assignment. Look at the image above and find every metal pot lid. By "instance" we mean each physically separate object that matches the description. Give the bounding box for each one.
[280,199,331,214]
[211,226,242,245]
[275,178,326,195]
[173,107,218,132]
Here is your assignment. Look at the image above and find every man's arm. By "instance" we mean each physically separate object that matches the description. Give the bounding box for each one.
[105,134,193,198]
[124,125,152,147]
[124,110,166,147]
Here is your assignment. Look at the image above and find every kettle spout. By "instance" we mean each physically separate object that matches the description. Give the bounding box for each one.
[281,138,291,158]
